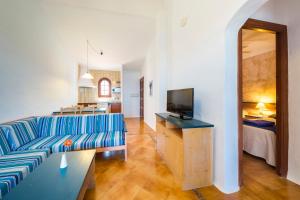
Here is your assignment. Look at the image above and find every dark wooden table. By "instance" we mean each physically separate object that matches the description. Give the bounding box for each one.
[4,150,96,200]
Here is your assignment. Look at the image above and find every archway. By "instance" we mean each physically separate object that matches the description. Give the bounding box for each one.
[224,0,271,186]
[238,18,288,186]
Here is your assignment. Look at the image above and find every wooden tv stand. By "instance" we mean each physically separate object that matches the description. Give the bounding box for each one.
[155,113,214,190]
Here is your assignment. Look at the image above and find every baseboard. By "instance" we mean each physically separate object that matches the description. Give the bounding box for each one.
[287,174,300,186]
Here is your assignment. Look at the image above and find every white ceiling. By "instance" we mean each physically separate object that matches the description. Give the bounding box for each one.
[242,29,276,59]
[41,0,163,71]
[46,0,163,19]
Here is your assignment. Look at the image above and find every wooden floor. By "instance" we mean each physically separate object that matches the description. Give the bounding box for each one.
[198,153,300,199]
[84,118,300,200]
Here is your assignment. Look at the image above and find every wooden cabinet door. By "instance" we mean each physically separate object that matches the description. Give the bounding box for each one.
[165,131,173,168]
[165,130,183,181]
[157,131,166,158]
[111,103,121,113]
[156,122,165,158]
[172,134,184,181]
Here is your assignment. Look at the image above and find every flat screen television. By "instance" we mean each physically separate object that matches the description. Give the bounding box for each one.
[167,88,194,119]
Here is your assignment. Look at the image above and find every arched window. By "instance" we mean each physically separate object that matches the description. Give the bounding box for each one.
[98,78,111,97]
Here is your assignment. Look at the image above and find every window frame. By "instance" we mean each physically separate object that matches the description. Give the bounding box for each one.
[98,78,112,97]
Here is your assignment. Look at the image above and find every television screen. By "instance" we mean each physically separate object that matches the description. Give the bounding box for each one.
[167,88,194,118]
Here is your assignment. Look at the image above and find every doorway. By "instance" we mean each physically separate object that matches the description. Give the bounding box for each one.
[238,19,288,185]
[140,77,144,118]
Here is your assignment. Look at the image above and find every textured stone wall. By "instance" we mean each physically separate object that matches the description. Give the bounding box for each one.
[78,70,121,103]
[242,51,276,103]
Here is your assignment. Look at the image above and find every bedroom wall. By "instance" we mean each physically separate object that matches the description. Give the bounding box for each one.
[242,51,276,103]
[0,0,77,123]
[250,0,300,186]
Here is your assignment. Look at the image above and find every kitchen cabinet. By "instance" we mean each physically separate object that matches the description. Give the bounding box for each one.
[110,103,122,113]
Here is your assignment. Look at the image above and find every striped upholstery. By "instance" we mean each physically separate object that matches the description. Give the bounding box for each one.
[0,118,38,151]
[8,149,50,159]
[17,135,71,152]
[0,129,11,156]
[0,113,126,198]
[37,116,83,137]
[49,132,125,153]
[69,132,125,151]
[17,132,125,153]
[0,167,27,199]
[0,114,125,153]
[0,149,49,198]
[37,114,125,137]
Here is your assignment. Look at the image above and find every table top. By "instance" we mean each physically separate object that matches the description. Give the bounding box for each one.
[4,150,96,200]
[156,113,214,129]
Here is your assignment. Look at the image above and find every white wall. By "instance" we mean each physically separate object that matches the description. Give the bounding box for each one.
[145,0,251,193]
[142,9,169,130]
[0,0,158,123]
[142,42,159,129]
[166,0,230,189]
[122,69,141,118]
[0,0,77,123]
[250,0,300,186]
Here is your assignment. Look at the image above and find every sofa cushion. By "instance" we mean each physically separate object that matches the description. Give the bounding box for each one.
[0,168,27,198]
[0,149,49,198]
[37,114,125,137]
[76,131,125,149]
[16,135,70,153]
[7,149,50,161]
[0,118,38,151]
[0,128,11,156]
[1,149,49,172]
[17,131,125,153]
[53,132,125,153]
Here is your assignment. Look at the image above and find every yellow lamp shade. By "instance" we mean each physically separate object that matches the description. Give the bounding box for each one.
[81,72,94,80]
[256,102,266,109]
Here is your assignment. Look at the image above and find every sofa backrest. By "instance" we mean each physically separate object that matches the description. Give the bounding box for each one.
[37,114,125,137]
[0,128,11,156]
[0,117,38,151]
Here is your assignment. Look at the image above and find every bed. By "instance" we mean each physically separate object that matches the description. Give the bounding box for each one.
[243,118,276,166]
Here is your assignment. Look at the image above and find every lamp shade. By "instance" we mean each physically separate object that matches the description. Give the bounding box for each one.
[78,78,96,88]
[81,72,94,80]
[256,102,266,109]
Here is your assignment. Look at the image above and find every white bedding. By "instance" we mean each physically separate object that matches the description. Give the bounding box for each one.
[243,125,276,166]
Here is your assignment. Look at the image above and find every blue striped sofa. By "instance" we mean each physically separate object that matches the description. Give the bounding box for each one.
[0,114,126,198]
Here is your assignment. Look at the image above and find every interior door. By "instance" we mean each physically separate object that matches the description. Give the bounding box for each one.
[140,77,144,117]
